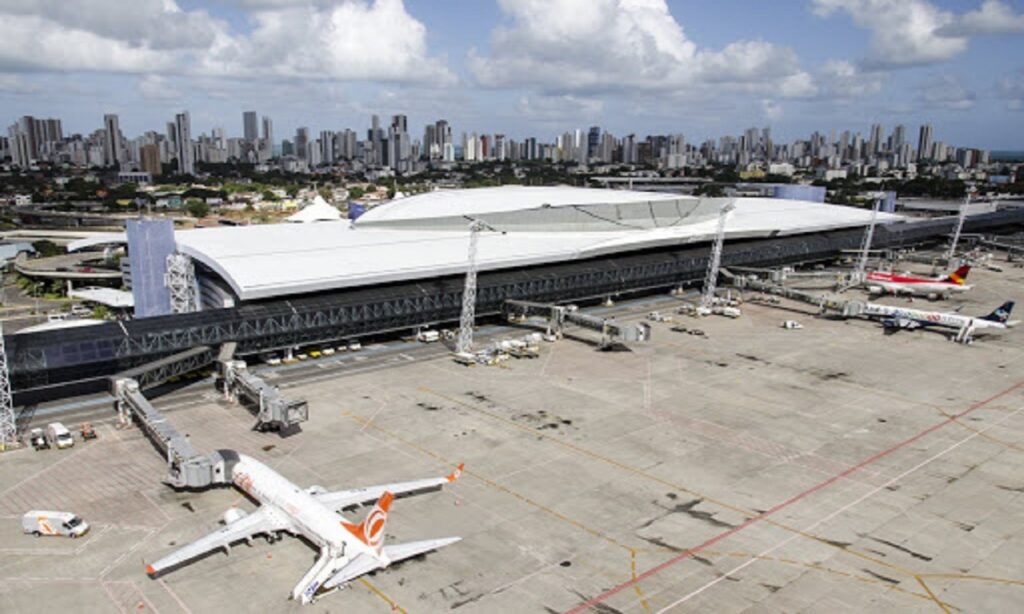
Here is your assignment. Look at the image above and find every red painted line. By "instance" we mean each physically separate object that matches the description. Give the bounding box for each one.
[565,380,1024,614]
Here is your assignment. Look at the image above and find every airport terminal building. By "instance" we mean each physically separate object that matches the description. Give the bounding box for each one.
[9,186,1024,401]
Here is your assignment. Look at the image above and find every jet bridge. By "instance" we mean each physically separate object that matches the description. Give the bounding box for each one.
[504,299,651,349]
[111,377,233,489]
[217,358,308,433]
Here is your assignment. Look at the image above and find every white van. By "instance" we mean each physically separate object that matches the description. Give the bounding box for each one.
[46,422,74,449]
[22,511,89,538]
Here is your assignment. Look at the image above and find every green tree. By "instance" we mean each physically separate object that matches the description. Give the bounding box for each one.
[185,199,210,218]
[347,186,365,200]
[31,240,63,258]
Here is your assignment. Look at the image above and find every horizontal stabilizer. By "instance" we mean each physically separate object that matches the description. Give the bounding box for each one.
[322,537,461,590]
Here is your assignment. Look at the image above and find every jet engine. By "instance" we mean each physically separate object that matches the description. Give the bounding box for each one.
[223,507,248,525]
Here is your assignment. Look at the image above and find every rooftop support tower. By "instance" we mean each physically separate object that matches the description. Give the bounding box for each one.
[165,253,199,314]
[0,323,16,450]
[700,201,735,310]
[456,221,485,354]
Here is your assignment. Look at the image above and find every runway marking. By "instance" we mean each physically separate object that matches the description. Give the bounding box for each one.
[358,577,408,613]
[916,575,952,614]
[423,385,919,581]
[157,579,193,614]
[564,380,1024,614]
[693,549,955,608]
[342,410,647,609]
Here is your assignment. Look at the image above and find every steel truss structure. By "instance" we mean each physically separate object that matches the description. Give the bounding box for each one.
[0,322,16,449]
[165,253,199,314]
[8,210,1024,405]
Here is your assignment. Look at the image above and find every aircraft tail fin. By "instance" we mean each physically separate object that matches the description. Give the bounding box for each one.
[342,491,393,554]
[943,264,971,285]
[981,301,1014,324]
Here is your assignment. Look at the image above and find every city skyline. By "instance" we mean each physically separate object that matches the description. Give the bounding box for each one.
[0,1,1022,149]
[5,107,995,179]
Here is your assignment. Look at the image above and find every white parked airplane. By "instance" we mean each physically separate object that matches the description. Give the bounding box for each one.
[862,300,1016,343]
[863,264,973,298]
[145,450,463,605]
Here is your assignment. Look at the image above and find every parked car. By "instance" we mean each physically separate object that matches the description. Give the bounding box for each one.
[347,341,362,351]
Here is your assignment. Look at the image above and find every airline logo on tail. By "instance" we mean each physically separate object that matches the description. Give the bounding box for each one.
[342,491,393,553]
[943,265,971,286]
[982,301,1015,324]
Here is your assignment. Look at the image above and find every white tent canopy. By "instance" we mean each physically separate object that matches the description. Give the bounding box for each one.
[286,195,343,223]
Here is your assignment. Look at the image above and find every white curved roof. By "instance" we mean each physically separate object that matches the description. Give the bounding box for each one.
[174,197,904,301]
[357,186,690,223]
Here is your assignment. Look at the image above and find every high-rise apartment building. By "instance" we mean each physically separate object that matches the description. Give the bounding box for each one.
[140,143,161,176]
[261,116,273,160]
[917,124,933,161]
[103,114,121,167]
[243,111,258,142]
[295,127,309,160]
[174,111,194,175]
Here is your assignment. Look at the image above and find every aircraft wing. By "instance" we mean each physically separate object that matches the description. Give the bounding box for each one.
[146,508,291,577]
[322,537,461,590]
[314,464,462,511]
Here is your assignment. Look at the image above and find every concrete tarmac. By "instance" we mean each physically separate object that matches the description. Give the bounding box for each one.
[2,257,1023,613]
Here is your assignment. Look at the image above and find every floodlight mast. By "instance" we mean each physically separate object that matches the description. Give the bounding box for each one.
[0,322,17,450]
[945,191,972,262]
[457,220,488,354]
[700,201,735,310]
[852,198,882,283]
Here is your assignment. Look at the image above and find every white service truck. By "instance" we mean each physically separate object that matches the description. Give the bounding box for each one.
[22,511,89,538]
[46,423,74,449]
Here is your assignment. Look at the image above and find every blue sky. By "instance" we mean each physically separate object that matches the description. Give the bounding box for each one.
[1,0,1023,149]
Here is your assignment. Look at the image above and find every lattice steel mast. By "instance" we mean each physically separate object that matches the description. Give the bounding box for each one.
[853,198,882,283]
[945,191,971,262]
[456,220,486,354]
[0,322,17,450]
[700,201,735,309]
[165,253,199,314]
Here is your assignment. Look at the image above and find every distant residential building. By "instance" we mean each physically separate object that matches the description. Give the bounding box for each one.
[174,111,194,175]
[243,111,258,142]
[103,113,122,167]
[917,124,933,162]
[295,127,309,161]
[140,143,161,176]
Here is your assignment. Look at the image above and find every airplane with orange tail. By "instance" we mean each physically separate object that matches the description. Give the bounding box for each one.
[863,264,973,299]
[144,450,463,605]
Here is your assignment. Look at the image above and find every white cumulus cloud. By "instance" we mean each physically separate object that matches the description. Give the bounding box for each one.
[469,0,816,99]
[0,0,453,85]
[812,0,967,67]
[937,0,1024,36]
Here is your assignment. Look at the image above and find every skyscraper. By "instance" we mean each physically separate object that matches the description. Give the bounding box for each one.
[174,111,194,175]
[869,123,883,154]
[917,124,933,161]
[587,126,601,160]
[243,111,258,142]
[260,116,273,160]
[295,127,309,160]
[103,114,121,167]
[140,143,161,176]
[370,115,381,166]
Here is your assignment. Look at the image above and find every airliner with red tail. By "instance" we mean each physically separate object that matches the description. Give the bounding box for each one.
[144,450,463,604]
[864,265,972,298]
